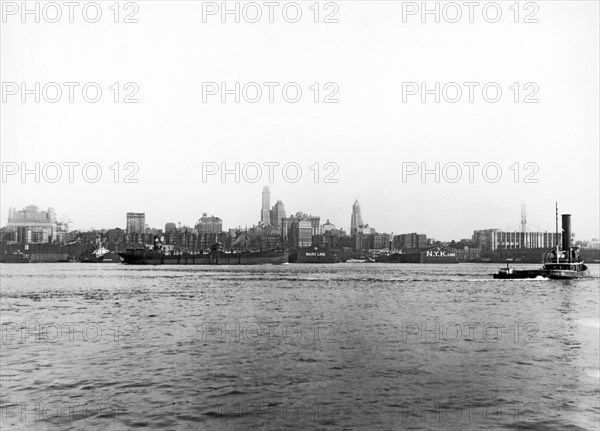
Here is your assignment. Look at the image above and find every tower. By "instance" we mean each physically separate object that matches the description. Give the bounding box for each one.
[270,200,286,229]
[261,186,271,225]
[350,199,363,236]
[520,203,527,233]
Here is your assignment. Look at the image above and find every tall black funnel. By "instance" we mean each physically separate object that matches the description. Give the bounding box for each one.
[561,214,572,251]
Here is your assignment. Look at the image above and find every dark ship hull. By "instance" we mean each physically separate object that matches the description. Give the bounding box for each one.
[119,249,289,265]
[544,267,590,279]
[290,248,338,263]
[493,269,544,279]
[0,252,31,263]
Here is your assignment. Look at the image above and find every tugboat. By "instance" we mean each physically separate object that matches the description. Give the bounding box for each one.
[542,214,589,279]
[493,208,590,280]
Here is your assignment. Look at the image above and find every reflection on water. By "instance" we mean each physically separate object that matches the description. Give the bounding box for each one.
[1,263,598,430]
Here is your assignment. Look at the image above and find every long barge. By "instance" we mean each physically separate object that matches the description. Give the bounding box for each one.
[119,247,289,265]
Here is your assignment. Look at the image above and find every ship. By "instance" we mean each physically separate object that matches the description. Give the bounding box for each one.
[492,259,544,279]
[541,214,590,279]
[119,242,289,265]
[493,210,590,280]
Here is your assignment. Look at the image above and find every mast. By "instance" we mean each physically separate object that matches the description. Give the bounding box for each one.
[555,202,558,244]
[555,202,559,263]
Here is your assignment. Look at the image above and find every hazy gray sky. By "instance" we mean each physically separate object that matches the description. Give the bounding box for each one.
[1,1,598,241]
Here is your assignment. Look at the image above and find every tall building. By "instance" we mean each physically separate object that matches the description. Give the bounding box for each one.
[6,205,58,243]
[126,213,145,234]
[196,213,222,235]
[350,199,363,236]
[270,200,287,229]
[261,186,271,226]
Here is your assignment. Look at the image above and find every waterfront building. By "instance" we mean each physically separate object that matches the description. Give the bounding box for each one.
[393,233,428,251]
[165,223,177,233]
[281,212,321,248]
[289,219,313,248]
[472,229,562,252]
[196,214,222,235]
[164,227,198,251]
[373,233,392,250]
[126,213,145,234]
[5,205,59,243]
[195,214,223,250]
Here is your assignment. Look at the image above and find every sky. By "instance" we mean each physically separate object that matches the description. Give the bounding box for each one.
[1,1,599,241]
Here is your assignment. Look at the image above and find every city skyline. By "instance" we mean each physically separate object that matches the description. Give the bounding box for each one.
[3,188,598,243]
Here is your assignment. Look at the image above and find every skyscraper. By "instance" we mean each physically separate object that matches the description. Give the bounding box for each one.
[261,186,271,226]
[270,200,287,229]
[126,212,145,234]
[350,199,363,236]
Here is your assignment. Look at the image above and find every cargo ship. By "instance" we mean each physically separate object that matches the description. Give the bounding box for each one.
[119,243,288,265]
[493,210,590,280]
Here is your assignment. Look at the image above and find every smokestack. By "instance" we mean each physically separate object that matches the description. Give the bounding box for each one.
[561,214,572,252]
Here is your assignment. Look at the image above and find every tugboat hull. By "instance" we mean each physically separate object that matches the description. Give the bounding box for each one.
[545,269,590,280]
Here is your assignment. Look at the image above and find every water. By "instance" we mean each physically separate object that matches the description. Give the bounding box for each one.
[1,263,598,430]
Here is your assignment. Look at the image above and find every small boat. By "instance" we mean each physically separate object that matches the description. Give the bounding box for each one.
[346,258,366,263]
[493,259,543,279]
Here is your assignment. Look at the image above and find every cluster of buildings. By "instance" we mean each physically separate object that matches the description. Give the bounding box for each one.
[2,190,599,260]
[2,205,63,243]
